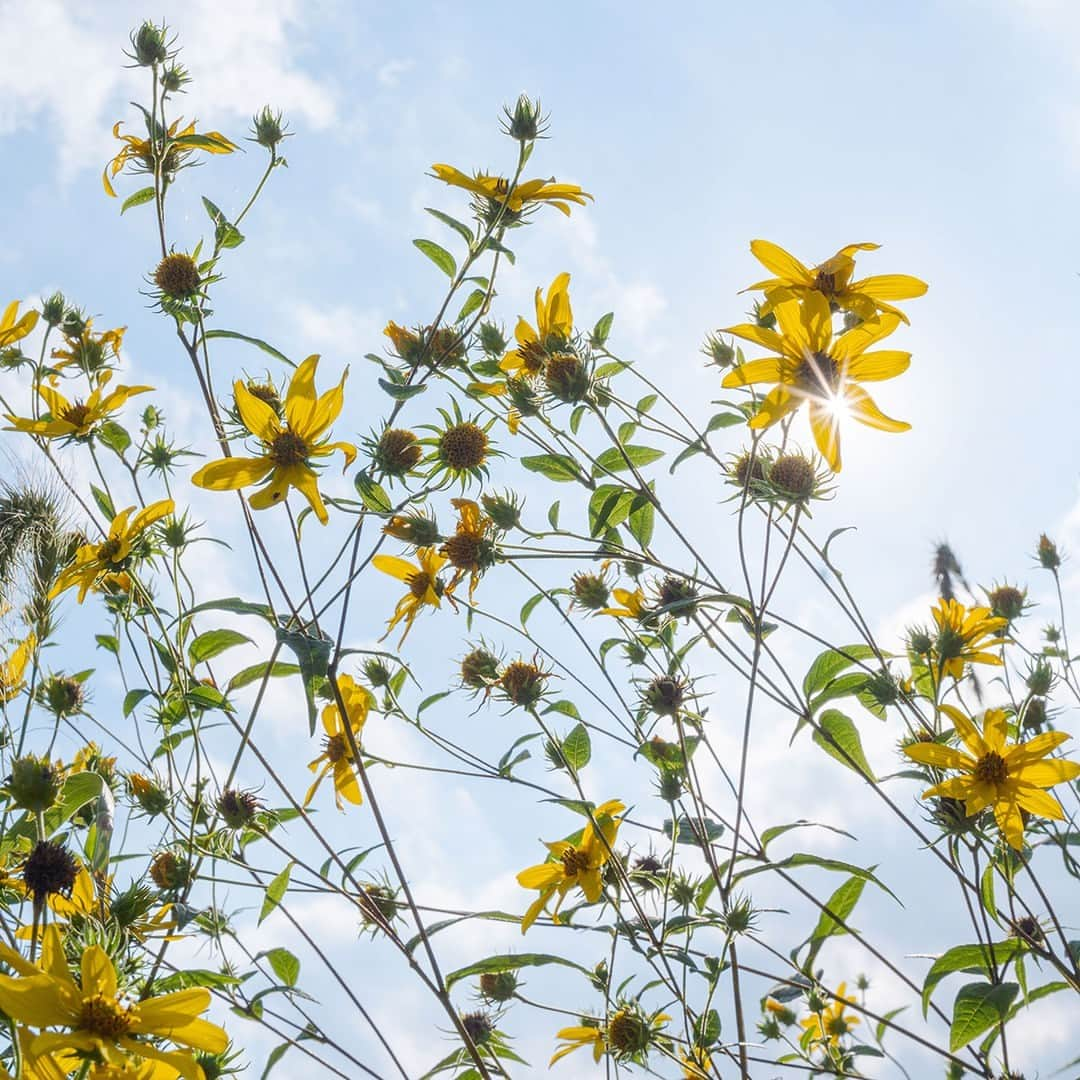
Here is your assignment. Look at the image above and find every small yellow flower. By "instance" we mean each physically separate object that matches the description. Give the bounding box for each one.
[0,633,36,703]
[904,706,1080,850]
[5,370,152,440]
[103,118,236,197]
[440,498,496,601]
[500,273,573,376]
[305,675,373,811]
[516,799,624,932]
[721,291,910,471]
[372,547,447,645]
[550,1022,605,1065]
[597,587,647,620]
[800,983,860,1046]
[431,164,592,216]
[191,355,356,525]
[930,598,1008,680]
[51,500,174,604]
[0,300,39,348]
[0,923,228,1075]
[745,240,927,324]
[49,324,126,377]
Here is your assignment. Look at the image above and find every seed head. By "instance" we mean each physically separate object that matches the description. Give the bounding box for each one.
[769,453,818,501]
[39,675,85,717]
[23,841,78,904]
[479,971,518,1002]
[544,353,590,403]
[252,106,288,149]
[988,584,1026,623]
[5,755,64,813]
[150,851,191,892]
[374,428,422,477]
[642,674,688,717]
[460,1010,495,1047]
[154,254,201,299]
[439,423,489,471]
[217,788,260,829]
[572,570,611,610]
[498,660,549,708]
[459,647,500,691]
[1037,534,1061,570]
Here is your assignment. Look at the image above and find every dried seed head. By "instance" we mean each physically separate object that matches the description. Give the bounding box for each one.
[23,841,78,903]
[374,428,422,477]
[439,423,489,470]
[217,788,260,829]
[498,660,549,707]
[769,453,817,501]
[154,254,201,299]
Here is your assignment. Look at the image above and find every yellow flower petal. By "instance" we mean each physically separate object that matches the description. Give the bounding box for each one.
[191,456,273,491]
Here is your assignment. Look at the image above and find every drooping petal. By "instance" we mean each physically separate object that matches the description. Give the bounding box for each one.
[992,796,1026,850]
[285,463,329,525]
[191,456,273,491]
[233,381,281,442]
[750,240,813,285]
[807,401,842,472]
[747,385,799,429]
[921,776,975,801]
[843,385,910,433]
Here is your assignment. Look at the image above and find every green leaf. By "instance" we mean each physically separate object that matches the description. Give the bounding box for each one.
[588,485,634,536]
[95,634,119,654]
[664,816,723,846]
[520,453,581,483]
[354,472,393,513]
[706,411,744,431]
[202,196,225,226]
[189,629,252,665]
[694,1009,721,1047]
[120,186,156,214]
[413,238,457,278]
[425,207,474,245]
[813,710,874,780]
[594,361,628,380]
[591,312,614,346]
[806,875,867,963]
[227,662,301,693]
[627,492,655,548]
[949,981,1018,1052]
[97,420,131,457]
[216,222,245,249]
[378,377,427,401]
[520,592,544,626]
[592,444,664,476]
[547,500,560,529]
[259,862,294,925]
[187,596,275,622]
[261,947,300,987]
[276,623,332,736]
[456,288,486,323]
[803,645,877,696]
[261,1043,291,1079]
[544,700,581,721]
[418,691,451,714]
[444,952,591,991]
[90,484,115,520]
[122,689,152,717]
[202,330,292,367]
[561,724,591,771]
[920,941,1023,1016]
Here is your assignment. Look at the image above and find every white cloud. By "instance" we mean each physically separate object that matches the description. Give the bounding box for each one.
[376,59,414,89]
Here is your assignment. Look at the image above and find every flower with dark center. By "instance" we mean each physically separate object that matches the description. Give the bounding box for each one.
[432,165,592,217]
[654,575,699,617]
[373,427,422,477]
[373,547,447,645]
[728,450,767,488]
[930,598,1008,680]
[5,369,152,441]
[642,674,688,717]
[441,498,498,600]
[544,353,590,403]
[459,646,501,691]
[192,355,356,526]
[154,253,201,299]
[150,851,191,891]
[769,452,818,501]
[987,584,1026,623]
[22,841,78,904]
[799,983,860,1046]
[217,788,260,829]
[1010,915,1044,946]
[305,675,372,811]
[439,423,488,471]
[460,1010,495,1047]
[245,380,282,413]
[498,660,550,708]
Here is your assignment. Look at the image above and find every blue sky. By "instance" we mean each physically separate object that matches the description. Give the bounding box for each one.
[3,1,1080,1077]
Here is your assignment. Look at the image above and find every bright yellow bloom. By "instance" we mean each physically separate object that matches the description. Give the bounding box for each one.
[904,706,1080,850]
[930,598,1008,680]
[51,500,174,604]
[800,983,860,1046]
[500,273,573,376]
[516,799,624,932]
[5,371,152,440]
[49,324,126,377]
[721,291,910,471]
[745,240,927,324]
[431,164,592,216]
[103,119,236,197]
[0,632,36,702]
[549,1023,605,1065]
[372,547,447,645]
[597,587,646,620]
[440,498,495,601]
[191,355,356,526]
[0,300,39,348]
[305,675,373,810]
[0,923,228,1079]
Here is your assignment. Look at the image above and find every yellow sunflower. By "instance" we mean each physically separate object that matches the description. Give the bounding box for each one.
[721,291,910,471]
[103,119,236,197]
[904,706,1080,850]
[51,500,174,604]
[0,300,39,349]
[1,633,36,703]
[800,983,860,1047]
[929,598,1008,680]
[431,164,592,216]
[516,799,624,932]
[0,923,228,1078]
[500,273,573,376]
[440,498,496,601]
[372,547,447,645]
[304,675,373,811]
[50,324,126,377]
[191,355,356,526]
[745,240,927,323]
[5,371,152,440]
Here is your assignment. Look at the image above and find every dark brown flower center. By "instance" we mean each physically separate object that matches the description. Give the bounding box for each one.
[439,423,488,470]
[80,993,133,1039]
[519,340,547,376]
[561,847,591,876]
[973,751,1008,785]
[795,352,842,397]
[324,733,349,763]
[62,402,93,429]
[408,571,432,600]
[97,538,123,563]
[442,533,481,571]
[269,429,310,466]
[813,269,840,298]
